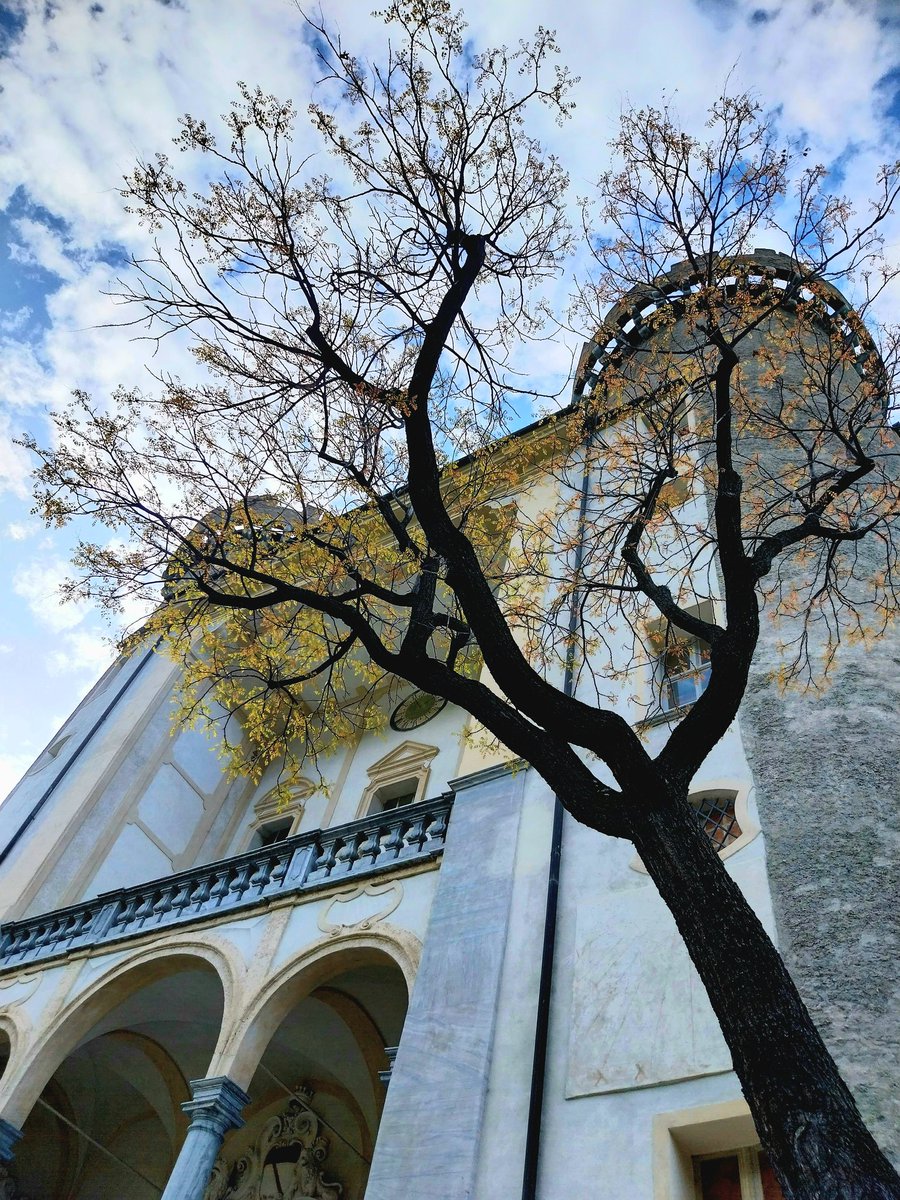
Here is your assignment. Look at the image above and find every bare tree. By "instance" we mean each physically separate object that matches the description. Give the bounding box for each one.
[24,3,900,1196]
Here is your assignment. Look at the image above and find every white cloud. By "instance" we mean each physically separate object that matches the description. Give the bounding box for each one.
[0,307,33,336]
[47,627,115,677]
[5,520,38,540]
[0,411,31,499]
[8,217,80,282]
[12,556,89,632]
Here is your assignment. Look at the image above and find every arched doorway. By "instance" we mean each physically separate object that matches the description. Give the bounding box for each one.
[211,954,409,1200]
[10,957,225,1198]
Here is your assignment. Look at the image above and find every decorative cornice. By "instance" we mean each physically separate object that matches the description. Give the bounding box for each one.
[448,758,527,792]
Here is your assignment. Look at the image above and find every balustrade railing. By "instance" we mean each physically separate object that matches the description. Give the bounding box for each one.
[0,793,453,972]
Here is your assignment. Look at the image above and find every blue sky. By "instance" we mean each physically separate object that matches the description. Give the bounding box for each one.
[0,0,899,800]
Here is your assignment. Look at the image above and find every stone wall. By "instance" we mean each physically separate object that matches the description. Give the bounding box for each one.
[741,621,900,1166]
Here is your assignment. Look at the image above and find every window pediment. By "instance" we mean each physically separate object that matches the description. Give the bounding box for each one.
[359,740,439,817]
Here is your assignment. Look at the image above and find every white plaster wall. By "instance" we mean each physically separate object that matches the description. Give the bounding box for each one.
[0,645,256,918]
[0,649,180,919]
[471,715,778,1199]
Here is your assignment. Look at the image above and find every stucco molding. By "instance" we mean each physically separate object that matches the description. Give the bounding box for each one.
[0,1012,26,1096]
[317,879,404,937]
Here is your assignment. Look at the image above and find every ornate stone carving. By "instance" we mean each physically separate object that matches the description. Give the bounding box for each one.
[317,880,403,937]
[205,1088,342,1200]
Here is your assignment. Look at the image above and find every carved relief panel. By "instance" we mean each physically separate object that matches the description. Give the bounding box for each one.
[206,1089,342,1200]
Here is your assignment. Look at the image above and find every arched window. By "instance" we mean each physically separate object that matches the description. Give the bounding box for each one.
[693,790,742,853]
[631,784,759,874]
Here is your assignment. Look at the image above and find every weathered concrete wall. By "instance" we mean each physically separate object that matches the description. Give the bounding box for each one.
[741,627,900,1166]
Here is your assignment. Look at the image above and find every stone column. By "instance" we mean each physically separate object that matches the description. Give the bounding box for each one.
[0,1117,22,1163]
[161,1076,249,1200]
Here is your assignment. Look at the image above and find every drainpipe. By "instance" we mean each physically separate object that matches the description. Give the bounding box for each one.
[0,638,161,869]
[520,431,595,1200]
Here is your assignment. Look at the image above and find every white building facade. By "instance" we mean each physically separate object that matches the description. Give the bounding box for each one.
[0,254,895,1200]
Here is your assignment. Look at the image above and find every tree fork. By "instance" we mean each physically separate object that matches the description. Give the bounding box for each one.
[629,793,900,1200]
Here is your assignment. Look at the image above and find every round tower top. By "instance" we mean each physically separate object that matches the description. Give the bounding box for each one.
[573,249,866,403]
[162,495,317,599]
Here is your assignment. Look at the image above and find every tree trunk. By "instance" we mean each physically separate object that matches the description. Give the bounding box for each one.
[629,791,900,1200]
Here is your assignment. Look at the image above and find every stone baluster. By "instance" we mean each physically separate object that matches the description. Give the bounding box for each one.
[427,799,450,840]
[228,864,253,903]
[268,846,293,887]
[357,825,382,865]
[248,854,274,894]
[404,814,427,854]
[188,871,214,910]
[336,831,363,871]
[313,835,339,877]
[382,818,406,858]
[153,884,177,920]
[208,870,232,907]
[132,889,156,926]
[169,878,194,917]
[160,1076,248,1200]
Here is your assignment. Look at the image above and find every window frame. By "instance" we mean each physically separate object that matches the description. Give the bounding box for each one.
[247,815,295,850]
[657,635,712,713]
[242,779,314,852]
[641,599,719,725]
[652,1098,765,1200]
[357,740,439,818]
[630,780,760,874]
[693,1145,783,1200]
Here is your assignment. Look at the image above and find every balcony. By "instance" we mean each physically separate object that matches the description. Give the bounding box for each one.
[0,791,453,972]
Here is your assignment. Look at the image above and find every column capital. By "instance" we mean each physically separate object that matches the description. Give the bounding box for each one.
[182,1076,249,1139]
[0,1118,22,1163]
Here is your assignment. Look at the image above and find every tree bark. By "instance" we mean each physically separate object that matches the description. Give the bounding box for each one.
[629,791,900,1200]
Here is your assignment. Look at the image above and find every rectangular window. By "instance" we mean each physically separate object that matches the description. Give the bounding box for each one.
[369,779,419,815]
[695,1148,785,1200]
[659,636,711,711]
[249,817,293,850]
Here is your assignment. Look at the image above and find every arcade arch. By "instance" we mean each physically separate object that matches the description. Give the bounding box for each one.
[207,939,414,1200]
[5,952,226,1199]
